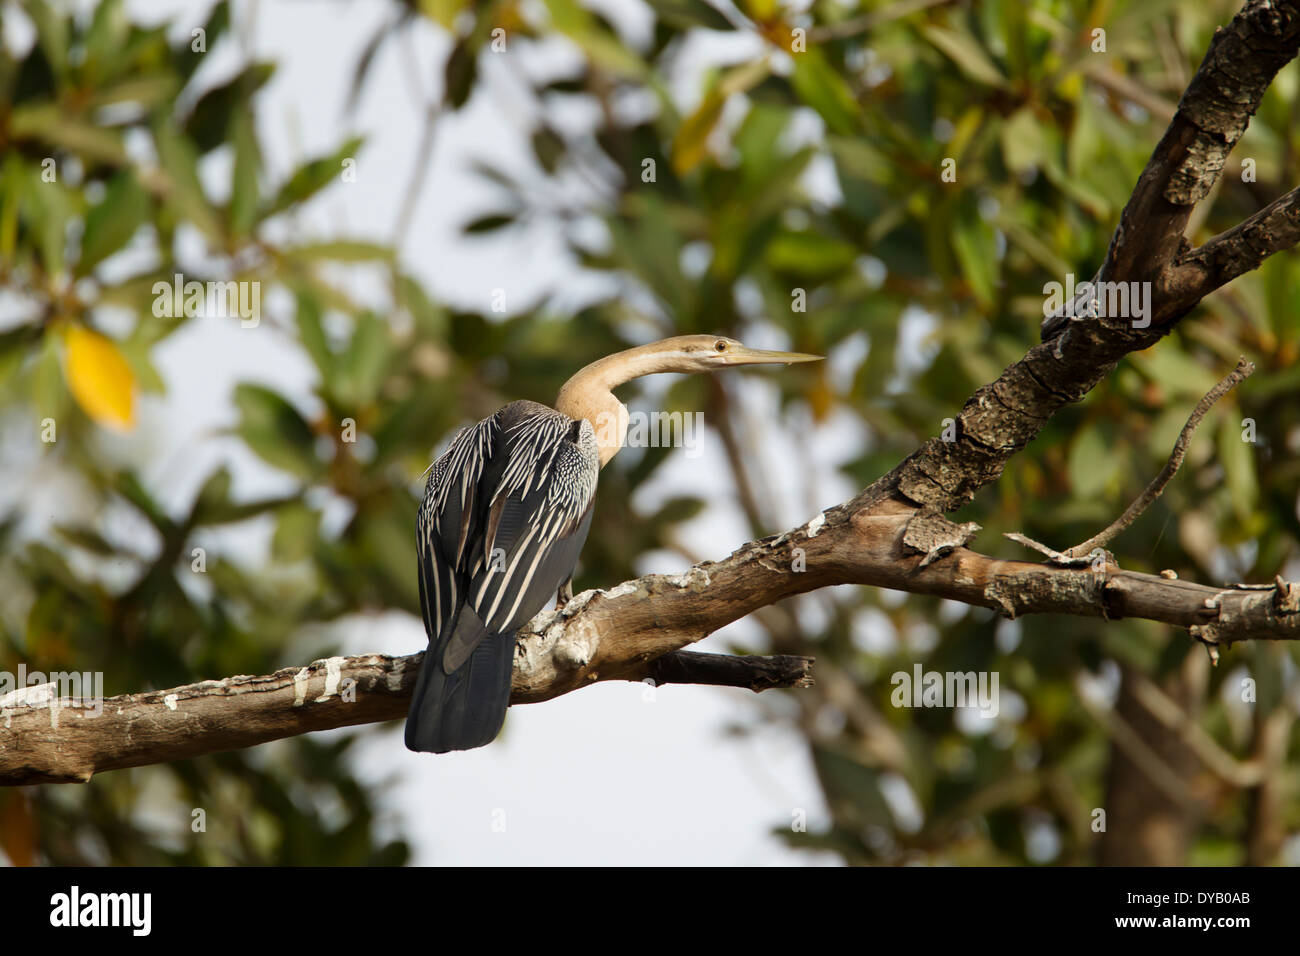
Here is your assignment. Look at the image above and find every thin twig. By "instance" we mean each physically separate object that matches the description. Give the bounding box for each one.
[392,30,444,249]
[711,377,774,537]
[1003,531,1089,565]
[1064,358,1255,559]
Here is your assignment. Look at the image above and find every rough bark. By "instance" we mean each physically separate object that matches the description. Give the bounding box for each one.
[0,650,813,784]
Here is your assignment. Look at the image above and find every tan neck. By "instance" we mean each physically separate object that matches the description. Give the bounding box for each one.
[556,343,687,467]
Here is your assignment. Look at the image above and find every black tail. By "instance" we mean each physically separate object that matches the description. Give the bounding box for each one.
[405,606,516,754]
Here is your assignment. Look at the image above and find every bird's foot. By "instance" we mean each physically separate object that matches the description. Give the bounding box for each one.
[555,579,574,611]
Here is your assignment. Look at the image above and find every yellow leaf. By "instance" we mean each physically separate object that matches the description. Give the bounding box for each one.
[740,0,778,22]
[422,0,468,30]
[672,90,725,176]
[63,325,135,430]
[672,60,771,175]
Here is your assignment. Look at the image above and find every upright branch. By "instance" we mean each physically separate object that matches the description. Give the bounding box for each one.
[857,0,1300,516]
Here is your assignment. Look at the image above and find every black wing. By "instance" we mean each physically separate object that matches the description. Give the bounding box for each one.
[416,403,598,672]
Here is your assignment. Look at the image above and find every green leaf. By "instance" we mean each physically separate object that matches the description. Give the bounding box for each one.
[672,89,725,175]
[189,466,299,526]
[283,240,394,262]
[790,48,861,136]
[273,503,321,562]
[543,0,648,79]
[1068,426,1121,500]
[952,203,998,309]
[20,0,69,79]
[421,0,470,30]
[54,525,117,556]
[117,323,167,395]
[0,156,22,263]
[532,126,565,174]
[87,75,178,112]
[811,746,896,829]
[265,136,362,218]
[347,19,398,112]
[654,495,705,524]
[1132,349,1221,398]
[443,39,477,110]
[1000,107,1042,175]
[83,0,129,84]
[185,62,275,154]
[233,384,320,479]
[462,213,518,235]
[9,104,128,164]
[644,0,733,31]
[1218,414,1257,520]
[33,329,68,422]
[765,230,859,278]
[154,121,223,241]
[335,313,391,409]
[606,196,691,317]
[78,171,149,275]
[174,1,230,81]
[293,290,333,381]
[738,0,777,20]
[230,108,260,238]
[24,170,73,276]
[672,59,769,176]
[829,136,893,182]
[921,24,1007,87]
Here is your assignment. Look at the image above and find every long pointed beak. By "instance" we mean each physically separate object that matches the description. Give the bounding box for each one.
[727,346,824,366]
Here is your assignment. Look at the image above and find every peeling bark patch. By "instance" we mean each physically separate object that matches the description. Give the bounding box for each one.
[553,626,597,669]
[663,566,712,590]
[1165,135,1230,204]
[902,509,981,568]
[983,569,1107,620]
[984,579,1019,619]
[385,658,405,693]
[315,657,346,703]
[0,682,57,710]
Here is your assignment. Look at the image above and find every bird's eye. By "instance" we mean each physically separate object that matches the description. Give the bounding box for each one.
[715,340,728,351]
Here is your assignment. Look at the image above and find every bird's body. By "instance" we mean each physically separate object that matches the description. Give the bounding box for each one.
[405,335,821,753]
[405,400,599,753]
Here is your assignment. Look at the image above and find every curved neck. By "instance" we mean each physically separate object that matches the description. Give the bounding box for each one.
[559,342,689,395]
[556,343,686,467]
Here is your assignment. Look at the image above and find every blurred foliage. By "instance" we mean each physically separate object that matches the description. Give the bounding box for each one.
[2,0,1299,864]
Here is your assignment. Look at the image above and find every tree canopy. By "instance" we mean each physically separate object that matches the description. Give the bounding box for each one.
[2,0,1299,865]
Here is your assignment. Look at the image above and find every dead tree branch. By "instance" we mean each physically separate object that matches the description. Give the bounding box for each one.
[0,649,813,784]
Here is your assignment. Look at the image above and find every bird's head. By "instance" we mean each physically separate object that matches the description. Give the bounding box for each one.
[557,333,825,467]
[657,334,823,372]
